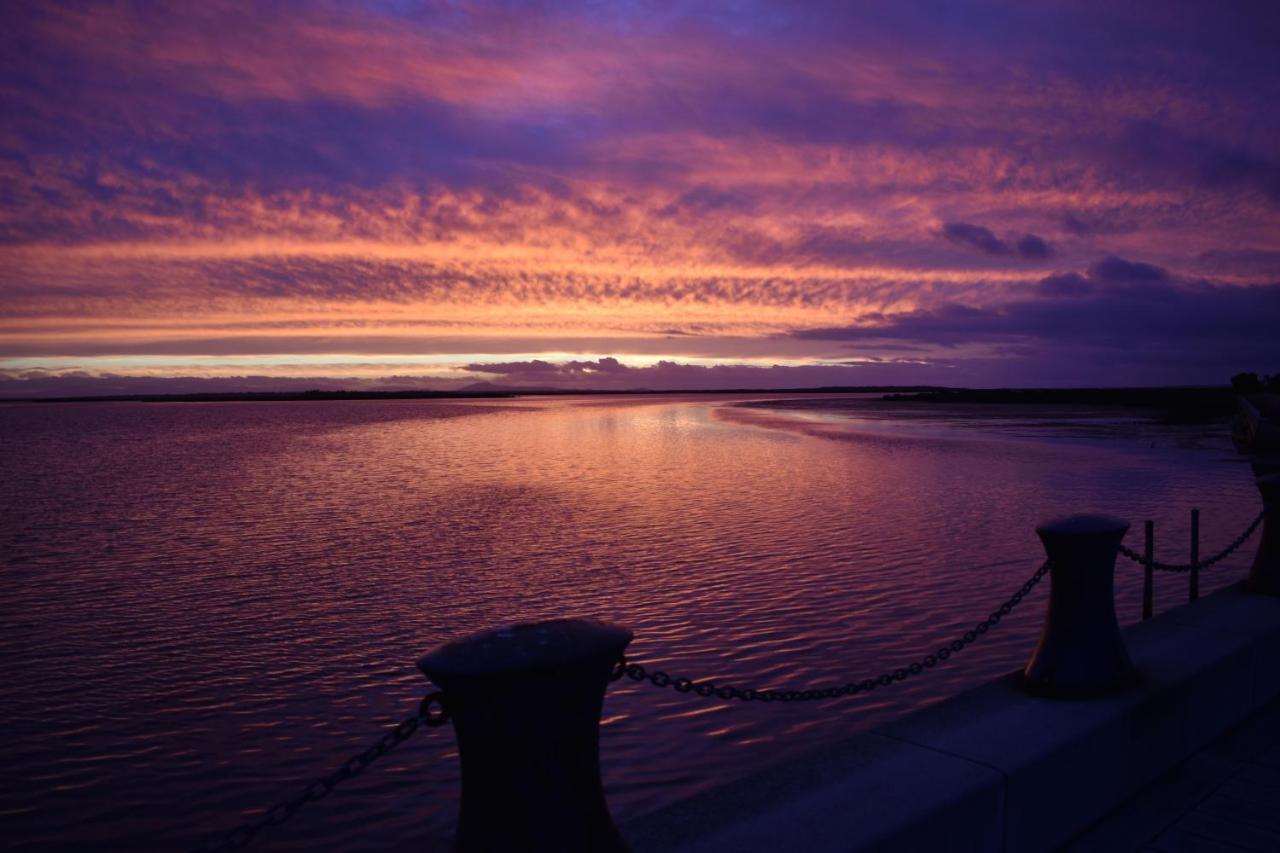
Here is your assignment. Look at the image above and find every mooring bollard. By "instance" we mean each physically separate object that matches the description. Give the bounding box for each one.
[419,618,633,853]
[1247,475,1280,596]
[1023,515,1136,696]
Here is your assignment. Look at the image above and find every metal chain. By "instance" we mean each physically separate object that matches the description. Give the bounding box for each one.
[1118,510,1265,573]
[196,693,450,852]
[613,559,1052,703]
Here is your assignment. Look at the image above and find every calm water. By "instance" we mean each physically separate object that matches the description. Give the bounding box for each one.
[0,394,1263,850]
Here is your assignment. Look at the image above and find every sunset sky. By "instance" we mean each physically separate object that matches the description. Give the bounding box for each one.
[3,1,1279,395]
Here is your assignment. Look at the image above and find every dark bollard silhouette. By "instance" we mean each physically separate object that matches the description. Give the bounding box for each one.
[1247,475,1280,595]
[419,618,633,853]
[1023,515,1136,696]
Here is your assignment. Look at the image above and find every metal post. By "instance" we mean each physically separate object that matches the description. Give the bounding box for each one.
[1142,520,1154,620]
[1023,514,1137,697]
[1189,508,1200,602]
[1247,475,1280,596]
[418,618,633,853]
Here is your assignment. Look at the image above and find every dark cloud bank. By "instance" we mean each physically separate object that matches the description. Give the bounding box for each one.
[794,255,1280,378]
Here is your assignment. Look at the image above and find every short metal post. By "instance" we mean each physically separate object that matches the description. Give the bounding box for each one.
[418,618,633,853]
[1247,475,1280,596]
[1023,515,1136,697]
[1189,508,1200,602]
[1142,520,1154,620]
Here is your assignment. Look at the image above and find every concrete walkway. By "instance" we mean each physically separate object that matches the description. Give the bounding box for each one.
[1062,692,1280,852]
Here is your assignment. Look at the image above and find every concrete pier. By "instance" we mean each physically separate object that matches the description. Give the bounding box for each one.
[623,582,1280,853]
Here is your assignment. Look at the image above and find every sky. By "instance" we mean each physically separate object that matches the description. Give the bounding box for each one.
[2,0,1279,395]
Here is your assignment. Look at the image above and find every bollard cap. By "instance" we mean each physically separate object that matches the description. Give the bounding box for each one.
[418,617,633,680]
[1036,514,1129,540]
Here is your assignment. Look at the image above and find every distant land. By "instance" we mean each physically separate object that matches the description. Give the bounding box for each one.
[882,386,1237,423]
[0,384,1241,423]
[2,385,946,404]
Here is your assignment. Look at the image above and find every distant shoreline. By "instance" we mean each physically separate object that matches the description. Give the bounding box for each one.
[738,386,1239,426]
[0,385,947,404]
[880,386,1236,423]
[0,384,1233,418]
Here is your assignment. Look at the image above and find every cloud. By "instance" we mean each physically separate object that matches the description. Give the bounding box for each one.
[1062,213,1092,236]
[1121,120,1280,207]
[942,222,1009,256]
[1036,272,1093,298]
[466,356,634,381]
[1196,248,1280,277]
[941,222,1054,260]
[1060,211,1138,237]
[458,357,942,391]
[1088,255,1170,284]
[1015,234,1053,259]
[791,256,1280,374]
[2,1,1279,388]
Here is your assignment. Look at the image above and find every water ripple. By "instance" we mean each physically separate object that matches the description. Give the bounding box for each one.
[0,395,1261,850]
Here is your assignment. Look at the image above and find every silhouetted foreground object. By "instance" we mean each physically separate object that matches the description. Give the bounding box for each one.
[1022,515,1136,696]
[1248,474,1280,596]
[418,619,633,853]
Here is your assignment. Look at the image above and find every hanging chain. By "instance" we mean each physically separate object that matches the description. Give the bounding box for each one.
[613,558,1052,703]
[196,693,450,852]
[1118,510,1265,572]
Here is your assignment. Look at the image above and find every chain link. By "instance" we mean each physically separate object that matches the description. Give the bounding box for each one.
[195,693,450,852]
[1118,510,1265,573]
[612,559,1051,703]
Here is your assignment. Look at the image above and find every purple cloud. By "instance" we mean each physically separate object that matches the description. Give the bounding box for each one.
[942,222,1009,256]
[1121,120,1280,207]
[942,223,1054,260]
[459,358,945,391]
[793,257,1280,374]
[2,2,1279,389]
[1016,234,1054,260]
[1088,255,1170,284]
[1036,273,1093,298]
